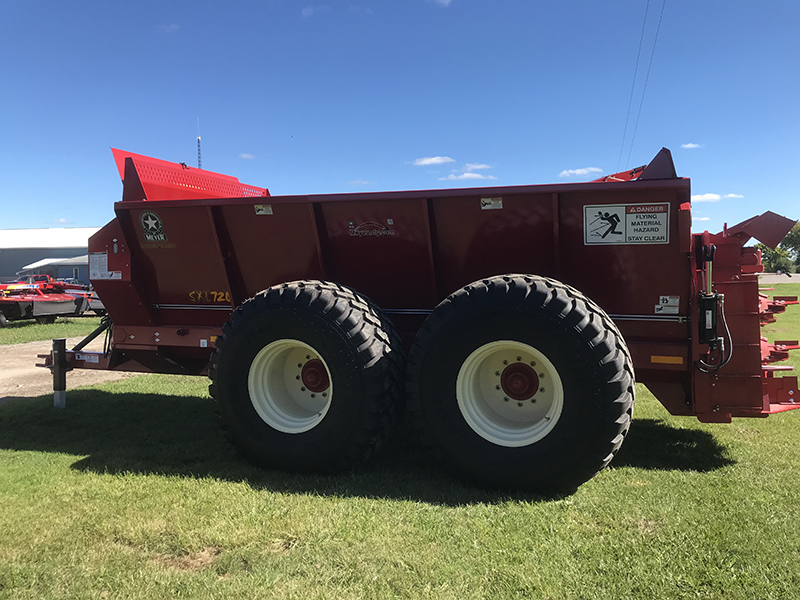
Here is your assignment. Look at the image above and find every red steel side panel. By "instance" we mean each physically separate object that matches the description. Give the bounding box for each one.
[96,179,694,383]
[556,185,691,319]
[317,199,435,309]
[430,192,558,299]
[215,201,325,296]
[90,220,154,327]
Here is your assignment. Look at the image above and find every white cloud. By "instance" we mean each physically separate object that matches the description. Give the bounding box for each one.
[440,162,496,181]
[439,172,497,181]
[55,218,70,224]
[432,0,452,6]
[724,193,744,199]
[349,180,372,186]
[158,24,180,34]
[691,193,721,202]
[302,5,332,17]
[464,163,491,171]
[692,216,711,221]
[681,143,702,149]
[559,167,603,178]
[239,153,254,160]
[413,156,455,166]
[348,5,374,15]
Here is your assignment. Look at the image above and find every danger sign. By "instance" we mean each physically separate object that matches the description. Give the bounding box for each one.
[584,203,669,245]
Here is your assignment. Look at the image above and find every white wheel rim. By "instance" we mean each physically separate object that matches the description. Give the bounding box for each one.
[248,339,333,434]
[457,340,564,447]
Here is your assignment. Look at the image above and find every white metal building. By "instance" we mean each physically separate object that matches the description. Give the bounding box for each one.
[0,228,100,281]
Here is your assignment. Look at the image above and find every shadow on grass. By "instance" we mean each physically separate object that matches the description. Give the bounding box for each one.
[0,391,733,504]
[614,418,735,472]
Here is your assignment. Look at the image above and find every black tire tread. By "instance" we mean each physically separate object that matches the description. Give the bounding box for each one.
[406,273,635,491]
[209,280,405,472]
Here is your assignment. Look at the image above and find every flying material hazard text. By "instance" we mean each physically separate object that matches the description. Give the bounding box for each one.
[584,203,670,245]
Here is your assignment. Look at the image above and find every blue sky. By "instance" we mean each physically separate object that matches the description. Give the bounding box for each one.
[1,1,797,234]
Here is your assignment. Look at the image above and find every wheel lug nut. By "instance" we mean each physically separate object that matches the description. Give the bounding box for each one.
[540,387,545,393]
[297,363,303,368]
[503,397,509,402]
[530,362,536,366]
[495,385,501,390]
[517,402,523,407]
[301,387,306,392]
[296,375,301,380]
[503,360,508,365]
[311,393,316,398]
[539,373,544,378]
[495,371,500,376]
[516,356,522,361]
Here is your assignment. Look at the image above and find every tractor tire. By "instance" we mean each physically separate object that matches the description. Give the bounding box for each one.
[406,274,634,493]
[35,316,56,325]
[0,312,7,327]
[209,280,405,473]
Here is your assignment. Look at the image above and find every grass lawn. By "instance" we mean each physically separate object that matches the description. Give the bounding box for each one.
[0,285,798,599]
[0,316,102,346]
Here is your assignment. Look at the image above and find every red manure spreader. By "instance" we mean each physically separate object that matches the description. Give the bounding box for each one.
[41,147,798,492]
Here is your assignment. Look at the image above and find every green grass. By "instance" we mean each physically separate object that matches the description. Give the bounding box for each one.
[0,286,798,599]
[0,316,102,345]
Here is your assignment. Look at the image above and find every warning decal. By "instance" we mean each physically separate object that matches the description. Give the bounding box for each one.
[584,203,669,245]
[89,252,122,280]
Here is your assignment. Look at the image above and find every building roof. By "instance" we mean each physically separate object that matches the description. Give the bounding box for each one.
[0,228,101,250]
[21,255,89,270]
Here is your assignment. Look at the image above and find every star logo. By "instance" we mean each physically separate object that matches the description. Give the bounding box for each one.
[139,211,167,241]
[143,214,159,231]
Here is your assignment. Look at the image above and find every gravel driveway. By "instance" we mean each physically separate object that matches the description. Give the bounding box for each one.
[0,337,137,406]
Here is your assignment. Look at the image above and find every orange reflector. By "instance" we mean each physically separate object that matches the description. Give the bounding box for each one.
[651,355,684,365]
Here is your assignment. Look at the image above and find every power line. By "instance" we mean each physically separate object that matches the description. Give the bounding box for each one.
[617,0,651,172]
[626,0,667,167]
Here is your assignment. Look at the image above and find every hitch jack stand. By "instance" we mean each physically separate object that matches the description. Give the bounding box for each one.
[52,338,69,409]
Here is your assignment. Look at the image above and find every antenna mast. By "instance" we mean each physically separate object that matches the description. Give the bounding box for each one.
[196,118,202,169]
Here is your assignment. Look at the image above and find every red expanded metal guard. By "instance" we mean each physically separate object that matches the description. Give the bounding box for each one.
[111,148,269,201]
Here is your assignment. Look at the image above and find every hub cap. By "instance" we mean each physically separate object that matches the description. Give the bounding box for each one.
[248,339,333,434]
[456,340,564,447]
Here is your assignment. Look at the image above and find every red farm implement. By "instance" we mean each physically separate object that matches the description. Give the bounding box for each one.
[1,280,89,326]
[39,147,798,492]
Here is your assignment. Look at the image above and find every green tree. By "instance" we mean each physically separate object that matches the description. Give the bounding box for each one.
[757,243,795,273]
[780,221,800,265]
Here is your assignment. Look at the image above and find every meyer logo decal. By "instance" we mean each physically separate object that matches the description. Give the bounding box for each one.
[139,211,167,242]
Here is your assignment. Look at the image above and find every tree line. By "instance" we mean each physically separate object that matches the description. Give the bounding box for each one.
[757,221,800,274]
